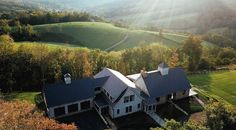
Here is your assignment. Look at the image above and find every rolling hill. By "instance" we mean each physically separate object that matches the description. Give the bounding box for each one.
[33,22,214,51]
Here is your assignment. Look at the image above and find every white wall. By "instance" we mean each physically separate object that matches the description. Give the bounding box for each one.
[135,76,149,96]
[112,88,142,118]
[48,98,93,118]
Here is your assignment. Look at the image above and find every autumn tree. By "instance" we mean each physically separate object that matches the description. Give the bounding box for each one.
[0,34,14,44]
[151,119,208,130]
[205,101,236,130]
[168,49,180,68]
[0,24,11,34]
[183,35,203,71]
[0,100,77,130]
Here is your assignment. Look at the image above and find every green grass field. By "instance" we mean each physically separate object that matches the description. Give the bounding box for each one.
[188,71,236,106]
[4,92,40,103]
[33,22,213,51]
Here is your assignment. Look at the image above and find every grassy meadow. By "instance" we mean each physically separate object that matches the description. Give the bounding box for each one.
[32,22,214,51]
[3,92,40,103]
[188,71,236,106]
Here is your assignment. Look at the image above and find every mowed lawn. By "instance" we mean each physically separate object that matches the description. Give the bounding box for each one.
[188,71,236,106]
[4,92,40,103]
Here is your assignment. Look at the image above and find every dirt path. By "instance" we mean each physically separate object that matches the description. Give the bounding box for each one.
[105,32,129,52]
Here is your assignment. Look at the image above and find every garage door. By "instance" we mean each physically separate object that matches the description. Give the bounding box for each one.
[54,106,65,117]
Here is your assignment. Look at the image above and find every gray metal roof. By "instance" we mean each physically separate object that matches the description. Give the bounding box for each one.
[44,77,109,108]
[94,68,135,102]
[140,68,191,104]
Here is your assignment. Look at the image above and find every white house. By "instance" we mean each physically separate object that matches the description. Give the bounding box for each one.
[44,63,193,119]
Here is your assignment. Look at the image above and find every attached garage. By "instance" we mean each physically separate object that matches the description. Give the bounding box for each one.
[80,100,91,110]
[44,76,109,118]
[68,104,78,113]
[54,107,66,117]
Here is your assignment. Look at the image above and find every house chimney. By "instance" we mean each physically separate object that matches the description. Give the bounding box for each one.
[158,62,169,76]
[141,69,148,78]
[64,73,72,85]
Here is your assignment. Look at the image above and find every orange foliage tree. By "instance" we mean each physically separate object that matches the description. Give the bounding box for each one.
[0,100,77,130]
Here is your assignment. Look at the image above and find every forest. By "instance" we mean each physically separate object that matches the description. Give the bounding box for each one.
[0,34,235,92]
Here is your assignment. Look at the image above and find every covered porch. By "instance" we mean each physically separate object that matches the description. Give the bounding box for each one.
[94,93,110,115]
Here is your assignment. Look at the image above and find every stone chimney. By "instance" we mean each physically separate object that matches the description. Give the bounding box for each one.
[64,73,72,85]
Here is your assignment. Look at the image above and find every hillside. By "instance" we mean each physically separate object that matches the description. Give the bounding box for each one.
[2,0,236,34]
[87,0,236,33]
[33,22,213,51]
[188,71,236,106]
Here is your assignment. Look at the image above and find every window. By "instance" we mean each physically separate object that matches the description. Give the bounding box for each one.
[124,96,129,103]
[130,95,135,101]
[124,95,135,103]
[125,107,129,113]
[80,101,91,110]
[54,107,65,117]
[138,103,141,109]
[156,97,160,102]
[129,106,132,112]
[149,106,152,111]
[153,105,156,110]
[68,104,78,113]
[125,106,132,113]
[117,109,120,114]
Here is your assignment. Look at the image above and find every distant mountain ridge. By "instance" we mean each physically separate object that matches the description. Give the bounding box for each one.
[1,0,236,33]
[85,0,236,33]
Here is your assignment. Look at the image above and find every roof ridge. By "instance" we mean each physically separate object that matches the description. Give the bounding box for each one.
[106,68,136,88]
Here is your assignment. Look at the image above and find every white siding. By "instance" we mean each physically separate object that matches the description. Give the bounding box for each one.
[112,88,142,118]
[134,76,149,96]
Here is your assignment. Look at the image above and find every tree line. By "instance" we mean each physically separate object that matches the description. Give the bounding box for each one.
[0,11,104,26]
[0,35,235,92]
[0,11,107,41]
